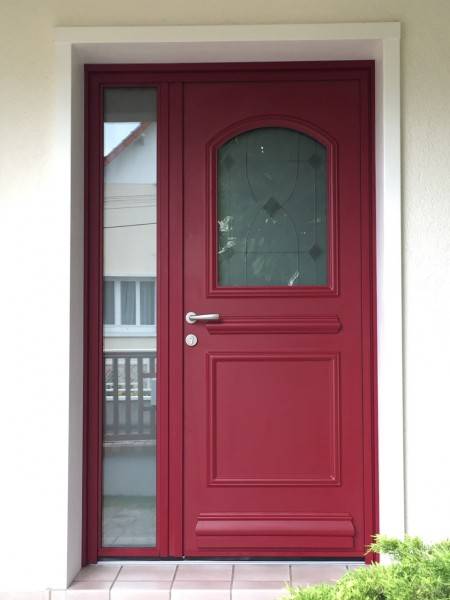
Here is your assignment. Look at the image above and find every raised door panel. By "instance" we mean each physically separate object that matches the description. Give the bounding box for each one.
[208,353,340,486]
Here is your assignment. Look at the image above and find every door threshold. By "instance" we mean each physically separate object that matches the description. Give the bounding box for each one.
[97,559,365,565]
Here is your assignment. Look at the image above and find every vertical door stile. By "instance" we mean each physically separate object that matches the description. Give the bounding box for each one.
[156,81,171,557]
[84,70,103,565]
[167,81,185,557]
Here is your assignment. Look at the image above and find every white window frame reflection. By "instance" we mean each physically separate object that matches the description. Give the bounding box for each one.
[104,276,156,337]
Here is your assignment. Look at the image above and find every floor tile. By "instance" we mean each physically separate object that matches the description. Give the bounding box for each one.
[234,564,290,582]
[291,564,347,586]
[66,582,110,600]
[232,580,287,600]
[175,564,232,581]
[117,564,176,581]
[171,580,230,600]
[74,565,121,582]
[111,581,171,600]
[0,594,49,600]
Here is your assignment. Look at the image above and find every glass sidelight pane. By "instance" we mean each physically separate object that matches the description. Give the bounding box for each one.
[217,127,328,287]
[102,88,157,548]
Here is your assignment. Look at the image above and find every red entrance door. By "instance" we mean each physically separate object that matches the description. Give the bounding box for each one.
[183,67,376,558]
[85,62,377,562]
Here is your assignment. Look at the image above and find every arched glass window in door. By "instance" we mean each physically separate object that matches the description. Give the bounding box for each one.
[217,127,328,287]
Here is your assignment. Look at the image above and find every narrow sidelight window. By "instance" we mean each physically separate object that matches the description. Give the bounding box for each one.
[102,87,157,548]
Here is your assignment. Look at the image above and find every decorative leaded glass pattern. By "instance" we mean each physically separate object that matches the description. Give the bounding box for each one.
[217,127,328,287]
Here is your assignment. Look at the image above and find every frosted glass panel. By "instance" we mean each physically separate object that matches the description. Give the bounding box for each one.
[217,128,328,286]
[102,87,157,548]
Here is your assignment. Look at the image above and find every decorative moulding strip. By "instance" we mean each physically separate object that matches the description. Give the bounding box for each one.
[207,352,341,488]
[195,512,355,549]
[206,315,342,334]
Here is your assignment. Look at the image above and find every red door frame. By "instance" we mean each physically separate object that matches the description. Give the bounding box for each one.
[83,61,378,564]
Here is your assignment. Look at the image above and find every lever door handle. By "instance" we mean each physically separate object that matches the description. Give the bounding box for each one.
[185,312,220,324]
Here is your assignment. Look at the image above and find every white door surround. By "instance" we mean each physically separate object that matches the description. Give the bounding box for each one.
[54,22,403,583]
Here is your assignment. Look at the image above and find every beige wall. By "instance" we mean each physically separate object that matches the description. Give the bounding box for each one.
[1,0,450,590]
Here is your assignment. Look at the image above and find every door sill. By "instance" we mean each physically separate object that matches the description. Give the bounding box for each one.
[97,559,364,565]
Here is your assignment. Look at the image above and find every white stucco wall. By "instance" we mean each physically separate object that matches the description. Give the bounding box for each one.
[0,0,449,592]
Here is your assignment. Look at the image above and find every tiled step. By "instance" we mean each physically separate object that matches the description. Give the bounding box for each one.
[49,562,362,600]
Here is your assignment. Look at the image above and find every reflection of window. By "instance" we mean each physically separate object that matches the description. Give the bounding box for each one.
[104,278,156,336]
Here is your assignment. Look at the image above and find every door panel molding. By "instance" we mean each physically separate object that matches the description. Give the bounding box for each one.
[206,352,341,487]
[206,315,342,335]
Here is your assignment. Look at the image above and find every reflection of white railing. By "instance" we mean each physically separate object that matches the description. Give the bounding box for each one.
[104,351,156,442]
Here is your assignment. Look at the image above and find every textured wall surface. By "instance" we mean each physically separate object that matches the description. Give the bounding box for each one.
[1,0,450,591]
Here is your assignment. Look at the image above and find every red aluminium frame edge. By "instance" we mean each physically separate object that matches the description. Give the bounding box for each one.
[364,63,380,564]
[83,61,379,563]
[84,70,102,565]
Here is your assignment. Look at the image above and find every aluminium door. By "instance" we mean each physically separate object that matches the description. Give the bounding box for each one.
[85,63,377,562]
[183,68,376,558]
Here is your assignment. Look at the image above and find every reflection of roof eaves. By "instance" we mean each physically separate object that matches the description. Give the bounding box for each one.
[104,121,151,165]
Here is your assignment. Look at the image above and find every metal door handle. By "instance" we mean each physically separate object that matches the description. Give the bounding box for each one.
[185,311,220,324]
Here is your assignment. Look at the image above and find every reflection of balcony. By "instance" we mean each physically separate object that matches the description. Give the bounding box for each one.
[104,351,156,443]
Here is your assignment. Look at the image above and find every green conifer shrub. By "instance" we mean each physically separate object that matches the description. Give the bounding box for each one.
[283,536,450,600]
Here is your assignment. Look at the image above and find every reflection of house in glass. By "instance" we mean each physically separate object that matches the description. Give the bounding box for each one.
[102,89,157,548]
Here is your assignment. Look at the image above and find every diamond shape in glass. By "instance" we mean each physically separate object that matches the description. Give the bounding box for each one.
[308,243,323,261]
[263,197,282,217]
[308,153,322,169]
